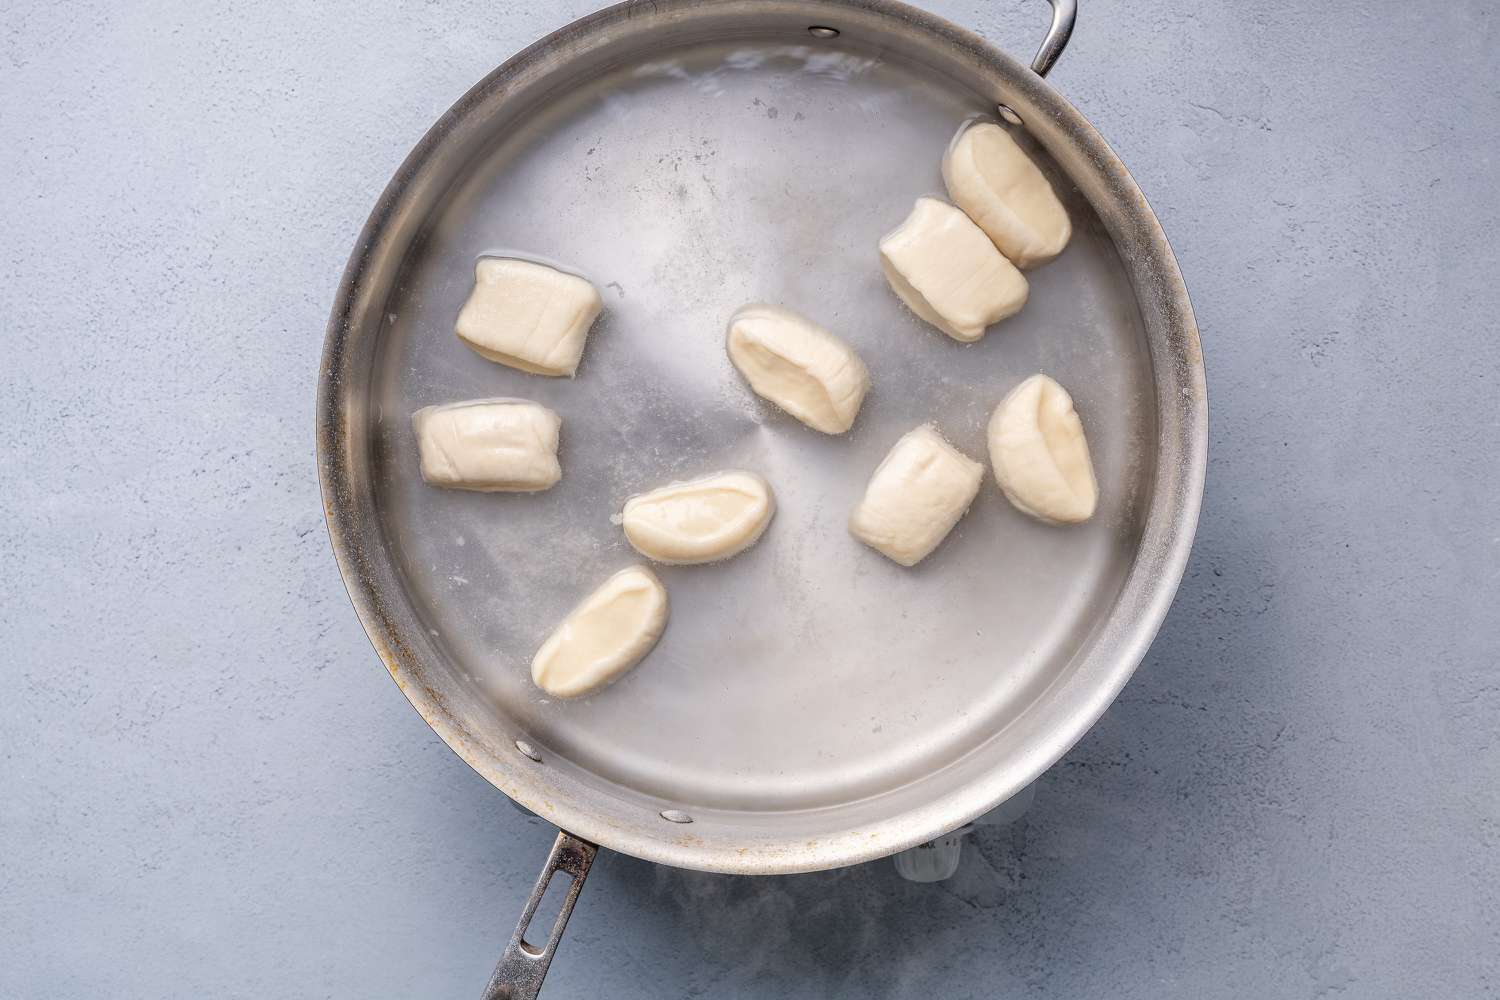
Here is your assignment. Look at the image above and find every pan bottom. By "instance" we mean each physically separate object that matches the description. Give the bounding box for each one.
[368,35,1156,815]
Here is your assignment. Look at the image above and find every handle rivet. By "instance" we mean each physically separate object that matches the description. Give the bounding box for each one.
[808,25,839,38]
[515,740,542,762]
[659,809,694,824]
[997,103,1023,126]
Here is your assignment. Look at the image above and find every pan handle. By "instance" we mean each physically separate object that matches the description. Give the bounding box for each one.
[1029,0,1076,78]
[997,0,1076,124]
[480,831,598,1000]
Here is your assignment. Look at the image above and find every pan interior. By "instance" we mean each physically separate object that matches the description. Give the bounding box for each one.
[367,33,1156,816]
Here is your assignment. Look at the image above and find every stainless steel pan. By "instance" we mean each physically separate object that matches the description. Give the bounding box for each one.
[317,0,1206,995]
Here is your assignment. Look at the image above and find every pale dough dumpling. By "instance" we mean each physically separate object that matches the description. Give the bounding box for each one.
[879,197,1029,342]
[622,470,775,565]
[849,424,984,567]
[455,257,603,377]
[943,122,1071,269]
[411,398,561,492]
[726,304,870,434]
[531,565,669,699]
[988,374,1098,524]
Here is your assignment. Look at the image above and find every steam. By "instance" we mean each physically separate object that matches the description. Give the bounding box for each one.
[594,825,1030,996]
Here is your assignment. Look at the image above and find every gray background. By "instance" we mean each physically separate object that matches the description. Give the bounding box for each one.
[2,0,1496,997]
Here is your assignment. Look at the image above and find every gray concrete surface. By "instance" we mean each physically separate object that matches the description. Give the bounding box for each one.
[3,1,1497,996]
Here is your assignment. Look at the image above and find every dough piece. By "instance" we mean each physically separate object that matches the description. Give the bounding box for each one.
[943,122,1071,269]
[455,257,603,376]
[988,374,1097,524]
[849,424,984,566]
[531,565,669,699]
[623,470,775,565]
[411,398,561,492]
[878,198,1029,342]
[726,304,870,434]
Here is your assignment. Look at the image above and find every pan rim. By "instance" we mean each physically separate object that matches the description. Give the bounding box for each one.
[317,0,1207,874]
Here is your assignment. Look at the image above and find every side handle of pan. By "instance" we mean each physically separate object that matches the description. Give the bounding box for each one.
[1029,0,1076,78]
[998,0,1076,125]
[481,831,597,1000]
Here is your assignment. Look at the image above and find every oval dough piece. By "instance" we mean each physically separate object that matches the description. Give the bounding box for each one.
[455,257,603,377]
[622,470,775,564]
[531,565,669,699]
[988,374,1098,524]
[726,304,870,434]
[943,122,1072,269]
[878,198,1029,342]
[411,398,561,492]
[849,424,984,567]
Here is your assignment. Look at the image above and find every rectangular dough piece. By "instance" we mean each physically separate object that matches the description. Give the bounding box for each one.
[455,257,602,377]
[879,197,1028,343]
[942,122,1071,269]
[849,424,983,566]
[411,398,561,492]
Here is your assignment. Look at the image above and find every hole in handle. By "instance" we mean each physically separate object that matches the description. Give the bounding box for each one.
[519,869,575,956]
